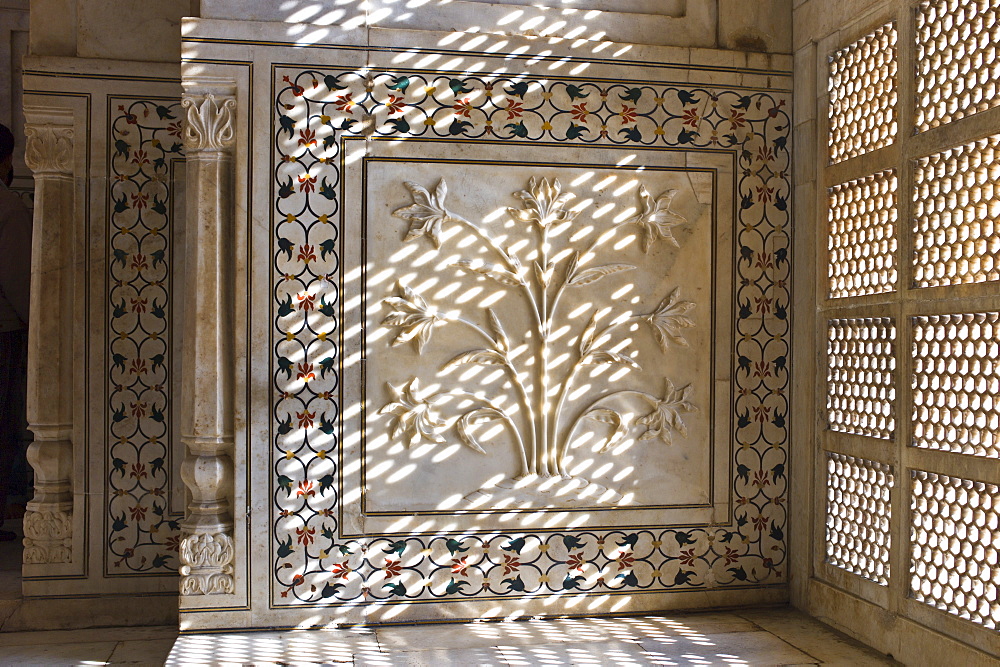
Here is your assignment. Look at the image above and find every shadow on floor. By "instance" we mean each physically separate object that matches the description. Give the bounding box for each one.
[0,606,898,666]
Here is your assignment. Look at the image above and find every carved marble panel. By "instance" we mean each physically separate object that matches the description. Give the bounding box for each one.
[359,155,717,528]
[269,66,790,616]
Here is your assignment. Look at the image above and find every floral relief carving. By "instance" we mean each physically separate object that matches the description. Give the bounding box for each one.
[22,510,72,564]
[23,124,74,175]
[378,176,697,490]
[272,70,791,605]
[179,532,235,595]
[181,94,236,152]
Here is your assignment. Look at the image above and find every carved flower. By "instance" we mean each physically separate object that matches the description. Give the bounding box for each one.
[393,179,452,248]
[637,379,696,445]
[626,185,687,252]
[378,378,447,448]
[381,283,445,352]
[507,177,579,229]
[646,287,695,350]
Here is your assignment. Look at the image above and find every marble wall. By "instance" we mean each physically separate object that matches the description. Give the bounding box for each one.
[174,15,791,630]
[15,0,793,632]
[12,58,184,627]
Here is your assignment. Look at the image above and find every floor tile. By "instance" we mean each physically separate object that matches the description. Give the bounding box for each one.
[0,625,177,647]
[358,646,509,666]
[0,640,119,665]
[736,608,897,665]
[166,628,378,665]
[638,629,814,666]
[108,637,179,665]
[498,640,657,666]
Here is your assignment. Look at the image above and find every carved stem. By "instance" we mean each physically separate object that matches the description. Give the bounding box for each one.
[563,389,659,456]
[537,224,552,476]
[552,316,641,472]
[434,390,528,477]
[547,228,615,325]
[178,87,237,596]
[22,111,76,565]
[448,214,543,330]
[452,317,535,476]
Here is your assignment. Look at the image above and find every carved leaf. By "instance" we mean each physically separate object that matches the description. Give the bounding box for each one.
[445,349,508,368]
[585,408,629,453]
[533,261,554,287]
[567,263,635,287]
[564,250,580,279]
[452,260,522,286]
[487,308,510,353]
[457,408,505,454]
[583,350,641,370]
[579,313,599,356]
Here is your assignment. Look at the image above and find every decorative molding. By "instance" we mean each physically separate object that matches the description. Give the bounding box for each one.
[179,532,235,595]
[23,124,73,175]
[22,509,72,564]
[181,94,236,152]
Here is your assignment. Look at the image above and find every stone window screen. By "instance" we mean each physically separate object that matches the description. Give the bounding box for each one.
[828,22,898,164]
[826,318,896,439]
[913,135,1000,288]
[825,453,893,586]
[916,0,1000,132]
[829,170,898,298]
[913,312,1000,459]
[910,471,1000,630]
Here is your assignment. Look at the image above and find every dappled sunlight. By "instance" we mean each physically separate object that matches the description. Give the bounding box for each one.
[163,613,789,664]
[173,0,790,631]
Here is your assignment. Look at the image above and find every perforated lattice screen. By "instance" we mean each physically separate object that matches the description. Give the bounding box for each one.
[913,135,1000,288]
[829,22,898,163]
[910,471,1000,629]
[829,170,898,298]
[916,0,1000,132]
[913,313,1000,459]
[825,453,893,585]
[827,318,896,439]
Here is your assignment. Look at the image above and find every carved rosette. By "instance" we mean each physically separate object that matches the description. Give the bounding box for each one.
[181,94,236,153]
[179,532,235,595]
[22,510,72,564]
[23,124,74,176]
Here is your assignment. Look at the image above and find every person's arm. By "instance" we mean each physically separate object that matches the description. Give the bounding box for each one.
[0,200,33,325]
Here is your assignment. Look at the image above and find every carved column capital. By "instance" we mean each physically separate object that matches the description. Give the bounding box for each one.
[181,94,236,153]
[23,124,74,176]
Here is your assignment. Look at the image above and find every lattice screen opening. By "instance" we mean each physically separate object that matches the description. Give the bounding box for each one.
[827,318,897,439]
[913,312,1000,459]
[913,135,1000,288]
[829,22,898,163]
[825,453,893,585]
[829,170,898,298]
[911,471,1000,629]
[916,1,1000,132]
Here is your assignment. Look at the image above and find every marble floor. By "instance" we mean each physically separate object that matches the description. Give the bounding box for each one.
[0,605,896,666]
[0,524,895,665]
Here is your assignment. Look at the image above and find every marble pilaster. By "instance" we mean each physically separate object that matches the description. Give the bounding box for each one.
[177,81,237,596]
[21,106,75,565]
